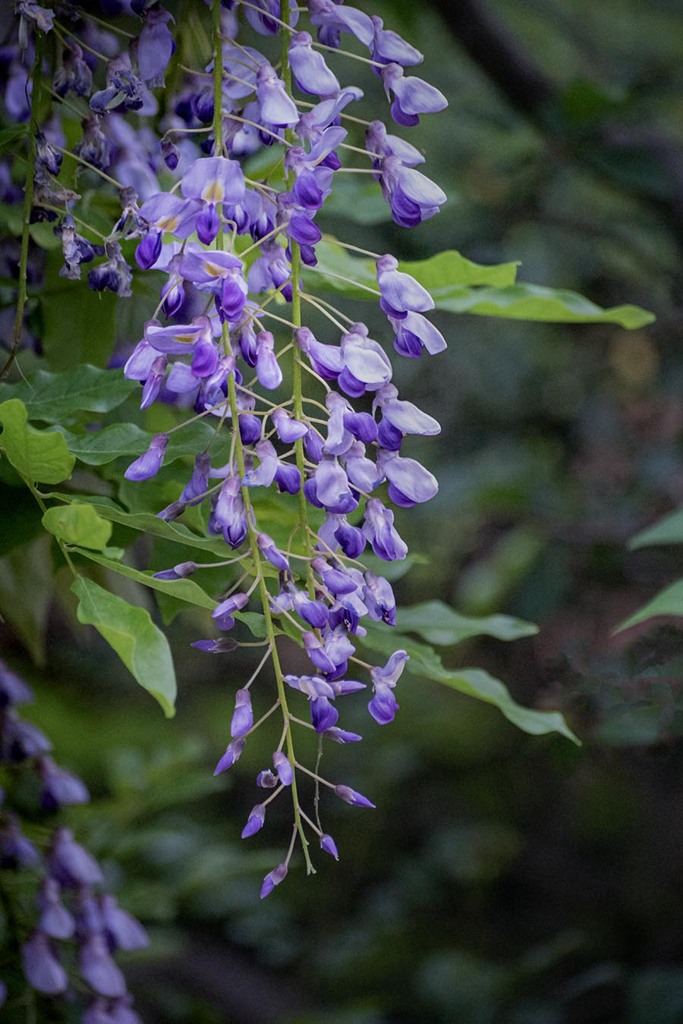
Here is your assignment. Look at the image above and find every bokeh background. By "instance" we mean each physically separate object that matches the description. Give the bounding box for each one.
[5,0,683,1020]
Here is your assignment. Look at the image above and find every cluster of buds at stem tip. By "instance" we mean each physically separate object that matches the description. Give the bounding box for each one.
[4,0,449,896]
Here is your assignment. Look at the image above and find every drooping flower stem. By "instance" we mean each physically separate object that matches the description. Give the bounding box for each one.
[210,0,313,873]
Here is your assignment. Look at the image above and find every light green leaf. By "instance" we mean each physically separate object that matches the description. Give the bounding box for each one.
[614,580,683,633]
[628,509,683,549]
[397,600,538,645]
[72,577,176,717]
[47,495,241,558]
[0,399,75,483]
[401,250,519,290]
[310,240,651,327]
[434,283,654,328]
[233,611,268,639]
[359,626,578,742]
[72,547,216,611]
[0,366,136,423]
[311,238,518,301]
[43,504,113,550]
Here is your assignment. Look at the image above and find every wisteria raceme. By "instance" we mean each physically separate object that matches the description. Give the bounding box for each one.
[1,0,448,900]
[0,660,147,1017]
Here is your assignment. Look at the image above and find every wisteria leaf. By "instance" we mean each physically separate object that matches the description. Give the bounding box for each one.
[70,547,217,610]
[46,495,249,559]
[72,577,176,717]
[434,283,654,328]
[0,366,137,423]
[397,600,538,645]
[60,420,228,466]
[614,580,683,634]
[628,510,683,549]
[0,399,75,484]
[360,626,577,742]
[43,503,112,550]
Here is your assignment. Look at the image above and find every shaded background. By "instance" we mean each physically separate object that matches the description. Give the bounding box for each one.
[5,0,683,1020]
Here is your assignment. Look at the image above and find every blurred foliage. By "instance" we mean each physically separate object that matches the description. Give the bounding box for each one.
[5,0,683,1020]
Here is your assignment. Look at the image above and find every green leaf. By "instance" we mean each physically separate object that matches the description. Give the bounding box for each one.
[72,577,176,717]
[0,366,136,423]
[41,259,118,369]
[43,504,112,550]
[233,611,268,639]
[628,509,683,549]
[71,547,216,611]
[434,283,654,328]
[323,177,393,225]
[47,495,241,558]
[397,600,538,645]
[614,580,683,633]
[311,238,518,301]
[401,250,519,290]
[0,535,53,664]
[359,626,578,742]
[0,399,75,483]
[61,419,224,467]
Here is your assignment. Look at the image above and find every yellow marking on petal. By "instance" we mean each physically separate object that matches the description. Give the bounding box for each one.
[202,180,224,203]
[173,332,197,344]
[157,215,179,231]
[203,259,227,277]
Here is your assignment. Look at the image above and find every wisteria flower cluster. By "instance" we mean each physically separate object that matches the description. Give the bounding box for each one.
[0,660,147,1019]
[2,0,449,897]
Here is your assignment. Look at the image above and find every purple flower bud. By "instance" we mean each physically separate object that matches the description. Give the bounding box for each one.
[80,933,127,998]
[38,879,75,940]
[153,560,198,581]
[257,533,290,572]
[100,894,149,951]
[275,462,302,494]
[239,413,262,444]
[22,932,68,995]
[271,407,308,443]
[289,31,340,97]
[381,62,448,127]
[334,784,376,809]
[241,803,266,838]
[370,16,423,69]
[214,737,245,776]
[290,589,329,629]
[230,687,254,738]
[376,253,434,319]
[368,681,400,724]
[0,813,40,868]
[309,0,374,47]
[38,756,90,811]
[273,750,293,786]
[257,769,278,789]
[0,660,32,707]
[378,450,438,504]
[324,727,363,744]
[391,311,446,357]
[362,498,407,561]
[212,592,249,631]
[124,433,168,482]
[49,828,104,888]
[311,694,338,733]
[255,331,282,390]
[256,63,299,127]
[260,861,287,899]
[363,572,397,626]
[191,638,239,654]
[320,833,339,859]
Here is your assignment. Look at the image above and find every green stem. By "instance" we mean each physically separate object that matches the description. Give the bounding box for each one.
[212,0,224,155]
[212,0,314,873]
[0,36,44,381]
